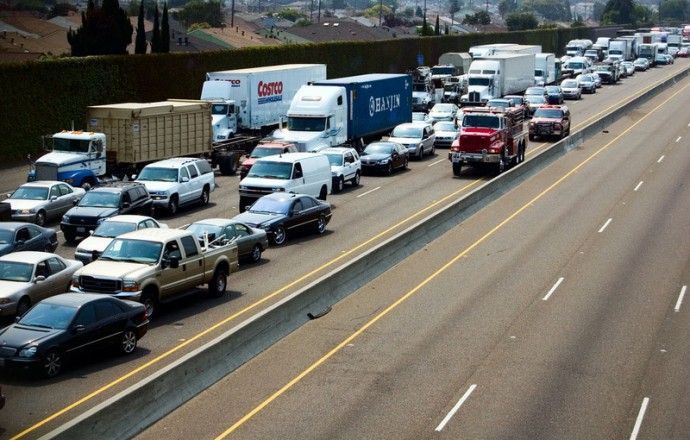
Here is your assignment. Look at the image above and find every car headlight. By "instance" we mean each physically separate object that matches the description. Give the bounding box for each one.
[122,280,139,292]
[19,346,38,358]
[20,208,36,214]
[378,159,389,164]
[62,215,70,223]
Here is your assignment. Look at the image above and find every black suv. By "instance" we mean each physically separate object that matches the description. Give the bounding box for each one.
[60,181,153,242]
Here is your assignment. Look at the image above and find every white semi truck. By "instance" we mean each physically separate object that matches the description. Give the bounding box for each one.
[460,54,535,106]
[534,53,557,86]
[201,64,327,141]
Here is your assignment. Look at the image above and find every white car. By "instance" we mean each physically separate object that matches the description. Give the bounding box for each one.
[428,103,459,123]
[135,157,216,215]
[5,181,85,226]
[560,79,582,100]
[320,147,362,192]
[411,112,431,124]
[433,121,459,148]
[74,215,167,264]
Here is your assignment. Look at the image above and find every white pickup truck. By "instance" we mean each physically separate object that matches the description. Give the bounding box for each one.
[135,157,216,215]
[69,228,239,317]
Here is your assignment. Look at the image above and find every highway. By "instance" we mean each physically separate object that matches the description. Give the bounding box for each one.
[0,60,689,439]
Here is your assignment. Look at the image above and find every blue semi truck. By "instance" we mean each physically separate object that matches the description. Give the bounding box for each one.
[268,73,413,152]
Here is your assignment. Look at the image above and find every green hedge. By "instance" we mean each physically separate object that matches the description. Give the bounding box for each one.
[0,27,592,162]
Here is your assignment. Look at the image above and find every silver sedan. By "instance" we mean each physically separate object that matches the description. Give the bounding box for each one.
[0,251,83,318]
[5,181,85,226]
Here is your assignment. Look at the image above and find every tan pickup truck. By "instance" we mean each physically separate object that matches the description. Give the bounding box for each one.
[70,228,239,318]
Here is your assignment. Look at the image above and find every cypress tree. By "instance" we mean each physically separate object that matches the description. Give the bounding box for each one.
[135,1,147,54]
[150,5,161,53]
[161,3,170,53]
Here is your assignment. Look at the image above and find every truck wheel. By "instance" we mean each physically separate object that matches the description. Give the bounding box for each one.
[219,154,238,176]
[497,155,506,174]
[318,186,328,201]
[452,162,462,176]
[335,176,344,193]
[351,171,361,186]
[272,226,287,245]
[167,195,178,216]
[80,178,94,191]
[199,186,210,206]
[141,291,158,319]
[209,267,227,298]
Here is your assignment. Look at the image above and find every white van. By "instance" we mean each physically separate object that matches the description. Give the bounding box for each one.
[238,152,332,211]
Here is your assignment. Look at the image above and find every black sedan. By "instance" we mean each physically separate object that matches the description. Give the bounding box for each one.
[360,141,409,175]
[0,222,58,257]
[0,293,148,378]
[233,193,332,245]
[181,218,269,263]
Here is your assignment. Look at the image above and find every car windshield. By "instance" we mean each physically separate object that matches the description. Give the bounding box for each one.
[534,109,563,118]
[463,114,500,129]
[545,87,561,93]
[525,96,546,103]
[93,221,137,238]
[487,100,510,108]
[363,143,393,155]
[325,153,344,167]
[411,113,427,121]
[248,198,291,215]
[0,261,34,282]
[101,238,163,264]
[391,126,422,139]
[10,186,49,200]
[78,191,120,208]
[431,104,454,113]
[136,167,178,182]
[18,302,77,330]
[287,116,326,132]
[526,87,544,95]
[434,122,456,131]
[562,80,578,88]
[0,230,13,244]
[247,161,293,179]
[250,147,284,158]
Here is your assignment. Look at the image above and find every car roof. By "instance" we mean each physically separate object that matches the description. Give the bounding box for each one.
[143,157,204,168]
[19,181,65,188]
[320,147,357,154]
[90,181,143,192]
[102,215,155,223]
[188,218,242,227]
[0,222,42,231]
[261,192,313,202]
[0,250,59,263]
[255,152,326,163]
[40,292,116,307]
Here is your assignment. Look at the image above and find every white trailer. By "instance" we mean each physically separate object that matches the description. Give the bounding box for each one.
[461,54,535,106]
[201,64,327,141]
[493,44,543,55]
[607,39,632,61]
[468,43,518,58]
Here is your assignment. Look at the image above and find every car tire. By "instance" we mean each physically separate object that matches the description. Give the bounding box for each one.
[249,244,262,263]
[200,186,210,206]
[386,161,393,176]
[43,349,63,378]
[16,296,31,317]
[430,143,435,157]
[335,176,344,193]
[63,231,76,243]
[35,210,46,227]
[209,267,227,298]
[403,157,409,170]
[167,195,178,216]
[43,244,53,253]
[351,171,361,186]
[529,134,535,142]
[120,328,138,355]
[315,214,327,234]
[272,226,287,245]
[141,291,158,319]
[318,186,328,201]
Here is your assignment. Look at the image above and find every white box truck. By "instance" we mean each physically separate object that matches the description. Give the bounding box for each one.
[460,54,535,106]
[201,64,327,141]
[534,53,557,86]
[607,39,632,61]
[493,44,542,55]
[468,43,518,58]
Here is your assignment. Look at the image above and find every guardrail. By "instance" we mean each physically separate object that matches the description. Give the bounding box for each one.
[42,65,690,440]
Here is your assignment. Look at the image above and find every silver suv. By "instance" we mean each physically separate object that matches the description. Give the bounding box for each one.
[135,157,215,215]
[387,122,436,160]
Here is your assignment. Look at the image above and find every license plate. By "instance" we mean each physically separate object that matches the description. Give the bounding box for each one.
[76,227,86,233]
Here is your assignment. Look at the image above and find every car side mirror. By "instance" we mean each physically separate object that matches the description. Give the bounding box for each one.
[50,196,58,201]
[122,201,130,208]
[34,275,45,282]
[163,256,179,269]
[181,176,190,183]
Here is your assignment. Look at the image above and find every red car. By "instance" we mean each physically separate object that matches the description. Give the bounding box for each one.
[676,47,690,58]
[239,142,299,179]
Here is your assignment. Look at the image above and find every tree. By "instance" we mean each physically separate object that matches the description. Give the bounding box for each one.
[497,0,517,19]
[416,6,423,17]
[659,0,689,25]
[150,5,161,53]
[178,0,224,28]
[601,0,634,24]
[435,15,440,35]
[135,0,147,54]
[517,0,569,21]
[506,12,538,30]
[592,1,606,21]
[449,0,462,23]
[463,10,491,25]
[161,3,170,53]
[67,0,133,56]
